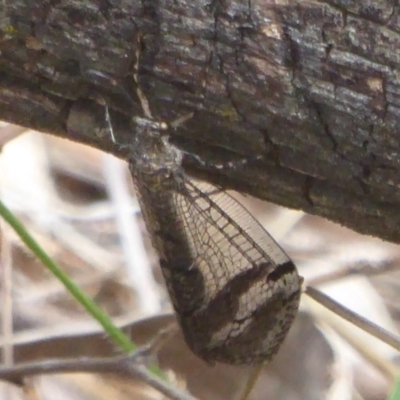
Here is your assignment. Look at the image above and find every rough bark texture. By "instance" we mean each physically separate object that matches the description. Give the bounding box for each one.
[1,1,400,243]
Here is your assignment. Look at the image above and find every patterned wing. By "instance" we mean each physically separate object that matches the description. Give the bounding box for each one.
[169,178,302,365]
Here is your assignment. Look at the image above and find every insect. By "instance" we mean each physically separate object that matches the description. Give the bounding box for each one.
[125,40,303,366]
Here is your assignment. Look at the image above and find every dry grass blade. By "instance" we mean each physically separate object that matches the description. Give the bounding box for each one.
[0,352,197,400]
[305,286,400,354]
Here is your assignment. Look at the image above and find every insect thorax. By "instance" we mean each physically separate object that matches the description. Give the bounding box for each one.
[129,118,183,182]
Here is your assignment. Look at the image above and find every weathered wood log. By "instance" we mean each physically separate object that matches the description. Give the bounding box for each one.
[1,1,400,243]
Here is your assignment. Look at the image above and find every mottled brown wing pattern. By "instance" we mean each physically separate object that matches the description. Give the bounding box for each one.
[167,178,302,364]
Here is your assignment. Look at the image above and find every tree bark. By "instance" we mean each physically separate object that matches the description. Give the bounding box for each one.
[1,1,400,243]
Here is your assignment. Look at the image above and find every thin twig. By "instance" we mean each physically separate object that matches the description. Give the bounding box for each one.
[306,288,399,381]
[0,352,197,400]
[305,286,400,353]
[138,323,178,359]
[235,363,264,400]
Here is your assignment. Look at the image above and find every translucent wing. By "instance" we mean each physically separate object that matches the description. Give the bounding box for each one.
[175,179,295,295]
[170,178,302,365]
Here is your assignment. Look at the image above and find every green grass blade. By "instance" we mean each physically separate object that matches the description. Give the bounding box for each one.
[0,198,135,353]
[0,198,164,377]
[388,376,400,400]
